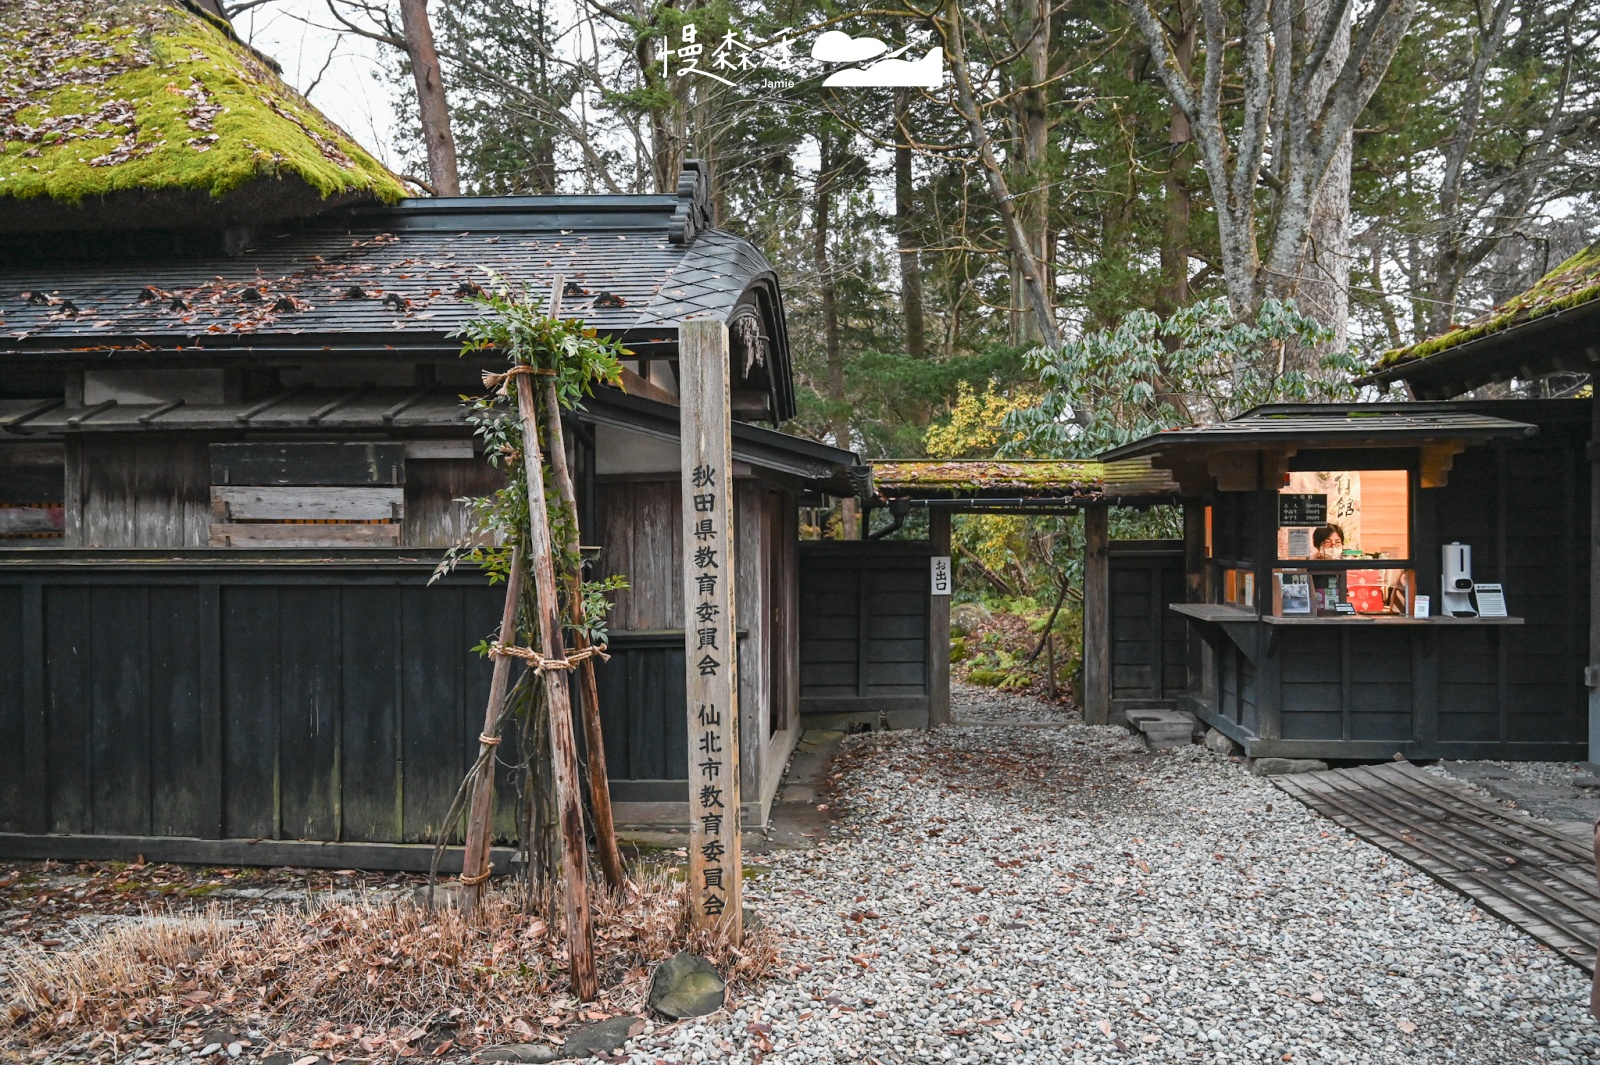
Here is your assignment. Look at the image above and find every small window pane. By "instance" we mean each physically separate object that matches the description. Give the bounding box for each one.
[1276,470,1409,561]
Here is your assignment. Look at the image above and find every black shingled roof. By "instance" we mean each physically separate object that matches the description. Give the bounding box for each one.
[0,163,796,420]
[1098,403,1539,462]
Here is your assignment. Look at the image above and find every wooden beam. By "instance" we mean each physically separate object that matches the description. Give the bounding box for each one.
[928,508,952,728]
[1082,506,1110,726]
[210,486,403,522]
[1206,451,1258,492]
[679,319,742,943]
[207,523,400,548]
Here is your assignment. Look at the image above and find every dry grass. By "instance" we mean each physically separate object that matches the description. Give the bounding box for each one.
[4,870,780,1055]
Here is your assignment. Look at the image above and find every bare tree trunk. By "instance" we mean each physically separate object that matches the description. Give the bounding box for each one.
[541,381,626,891]
[398,0,460,195]
[943,0,1064,356]
[1157,1,1197,316]
[815,134,856,537]
[894,92,927,362]
[1008,0,1051,345]
[1282,0,1353,357]
[513,374,597,1000]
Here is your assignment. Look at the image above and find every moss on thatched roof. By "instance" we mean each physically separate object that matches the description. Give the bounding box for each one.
[1374,243,1600,370]
[0,0,406,229]
[871,460,1108,494]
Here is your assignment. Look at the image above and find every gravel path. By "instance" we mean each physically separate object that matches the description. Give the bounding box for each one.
[950,680,1079,724]
[632,691,1600,1065]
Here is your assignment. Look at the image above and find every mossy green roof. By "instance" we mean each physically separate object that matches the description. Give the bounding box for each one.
[0,0,406,222]
[1374,243,1600,370]
[869,458,1182,502]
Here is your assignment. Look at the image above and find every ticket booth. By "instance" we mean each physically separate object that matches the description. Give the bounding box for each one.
[1100,401,1590,761]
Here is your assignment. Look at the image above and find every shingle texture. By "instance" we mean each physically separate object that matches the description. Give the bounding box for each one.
[0,210,779,350]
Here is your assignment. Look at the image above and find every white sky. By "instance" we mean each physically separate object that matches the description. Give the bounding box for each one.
[236,0,404,171]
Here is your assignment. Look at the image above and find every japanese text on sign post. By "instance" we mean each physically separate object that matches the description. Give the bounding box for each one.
[680,319,741,940]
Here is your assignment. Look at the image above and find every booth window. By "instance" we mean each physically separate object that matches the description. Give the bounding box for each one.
[1272,469,1412,617]
[1276,470,1408,561]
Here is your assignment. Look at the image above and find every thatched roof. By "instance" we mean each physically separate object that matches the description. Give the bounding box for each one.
[0,0,407,232]
[1373,243,1600,372]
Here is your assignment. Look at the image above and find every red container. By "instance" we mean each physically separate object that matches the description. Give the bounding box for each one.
[1348,585,1386,613]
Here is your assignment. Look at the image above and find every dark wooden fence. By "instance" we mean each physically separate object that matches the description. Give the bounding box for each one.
[798,540,933,728]
[1109,541,1188,711]
[0,553,701,866]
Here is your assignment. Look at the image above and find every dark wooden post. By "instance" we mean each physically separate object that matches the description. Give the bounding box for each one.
[1083,506,1110,726]
[680,319,742,942]
[1183,501,1207,699]
[513,372,598,1000]
[928,507,952,726]
[1589,394,1600,765]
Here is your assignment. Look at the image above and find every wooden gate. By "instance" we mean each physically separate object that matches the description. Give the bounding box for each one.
[798,540,934,728]
[1110,540,1188,714]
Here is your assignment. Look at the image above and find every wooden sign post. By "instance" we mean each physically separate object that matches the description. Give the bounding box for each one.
[679,318,741,943]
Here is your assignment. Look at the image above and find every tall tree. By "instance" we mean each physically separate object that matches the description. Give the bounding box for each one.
[1128,0,1418,338]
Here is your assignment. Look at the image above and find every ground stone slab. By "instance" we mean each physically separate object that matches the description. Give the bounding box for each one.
[477,1044,559,1064]
[1250,756,1329,776]
[560,1016,646,1058]
[648,952,726,1018]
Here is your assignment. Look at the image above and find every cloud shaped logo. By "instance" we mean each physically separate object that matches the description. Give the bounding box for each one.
[821,46,944,88]
[811,30,890,63]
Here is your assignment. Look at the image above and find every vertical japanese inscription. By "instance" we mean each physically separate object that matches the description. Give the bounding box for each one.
[679,319,741,941]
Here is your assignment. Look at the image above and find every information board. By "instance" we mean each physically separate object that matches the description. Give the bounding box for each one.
[1278,493,1328,526]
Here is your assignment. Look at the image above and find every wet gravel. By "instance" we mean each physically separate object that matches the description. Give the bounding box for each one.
[630,688,1600,1064]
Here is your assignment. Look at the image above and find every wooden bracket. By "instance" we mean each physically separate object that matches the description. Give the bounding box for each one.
[1419,443,1465,488]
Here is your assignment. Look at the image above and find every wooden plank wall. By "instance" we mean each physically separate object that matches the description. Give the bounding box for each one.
[590,476,777,793]
[797,540,932,725]
[1108,542,1187,704]
[0,565,520,843]
[70,436,210,548]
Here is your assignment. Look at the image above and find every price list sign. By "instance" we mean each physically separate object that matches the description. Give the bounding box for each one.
[679,320,742,941]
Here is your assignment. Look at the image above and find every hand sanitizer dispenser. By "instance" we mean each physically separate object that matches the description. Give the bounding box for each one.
[1442,542,1476,617]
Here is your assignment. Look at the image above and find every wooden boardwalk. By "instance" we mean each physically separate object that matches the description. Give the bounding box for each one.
[1275,762,1600,972]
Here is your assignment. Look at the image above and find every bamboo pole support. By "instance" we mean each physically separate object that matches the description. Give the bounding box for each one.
[541,379,627,890]
[514,371,598,1000]
[459,542,527,914]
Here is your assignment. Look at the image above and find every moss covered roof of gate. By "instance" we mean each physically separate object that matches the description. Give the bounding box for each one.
[0,0,406,226]
[1373,243,1600,370]
[870,458,1183,503]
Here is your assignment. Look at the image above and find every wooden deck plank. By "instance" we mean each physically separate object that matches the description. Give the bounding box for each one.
[1276,762,1600,972]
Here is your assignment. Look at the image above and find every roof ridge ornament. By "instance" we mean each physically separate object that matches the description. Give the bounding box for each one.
[668,160,713,246]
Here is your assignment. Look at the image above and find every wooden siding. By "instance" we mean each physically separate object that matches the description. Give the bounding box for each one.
[1109,542,1187,704]
[1189,424,1589,760]
[0,559,767,852]
[588,476,779,795]
[70,436,210,548]
[798,540,932,726]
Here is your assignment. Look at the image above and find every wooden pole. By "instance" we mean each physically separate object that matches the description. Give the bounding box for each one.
[514,371,598,1000]
[928,508,952,727]
[679,319,741,943]
[459,543,526,914]
[541,380,627,890]
[1082,506,1110,726]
